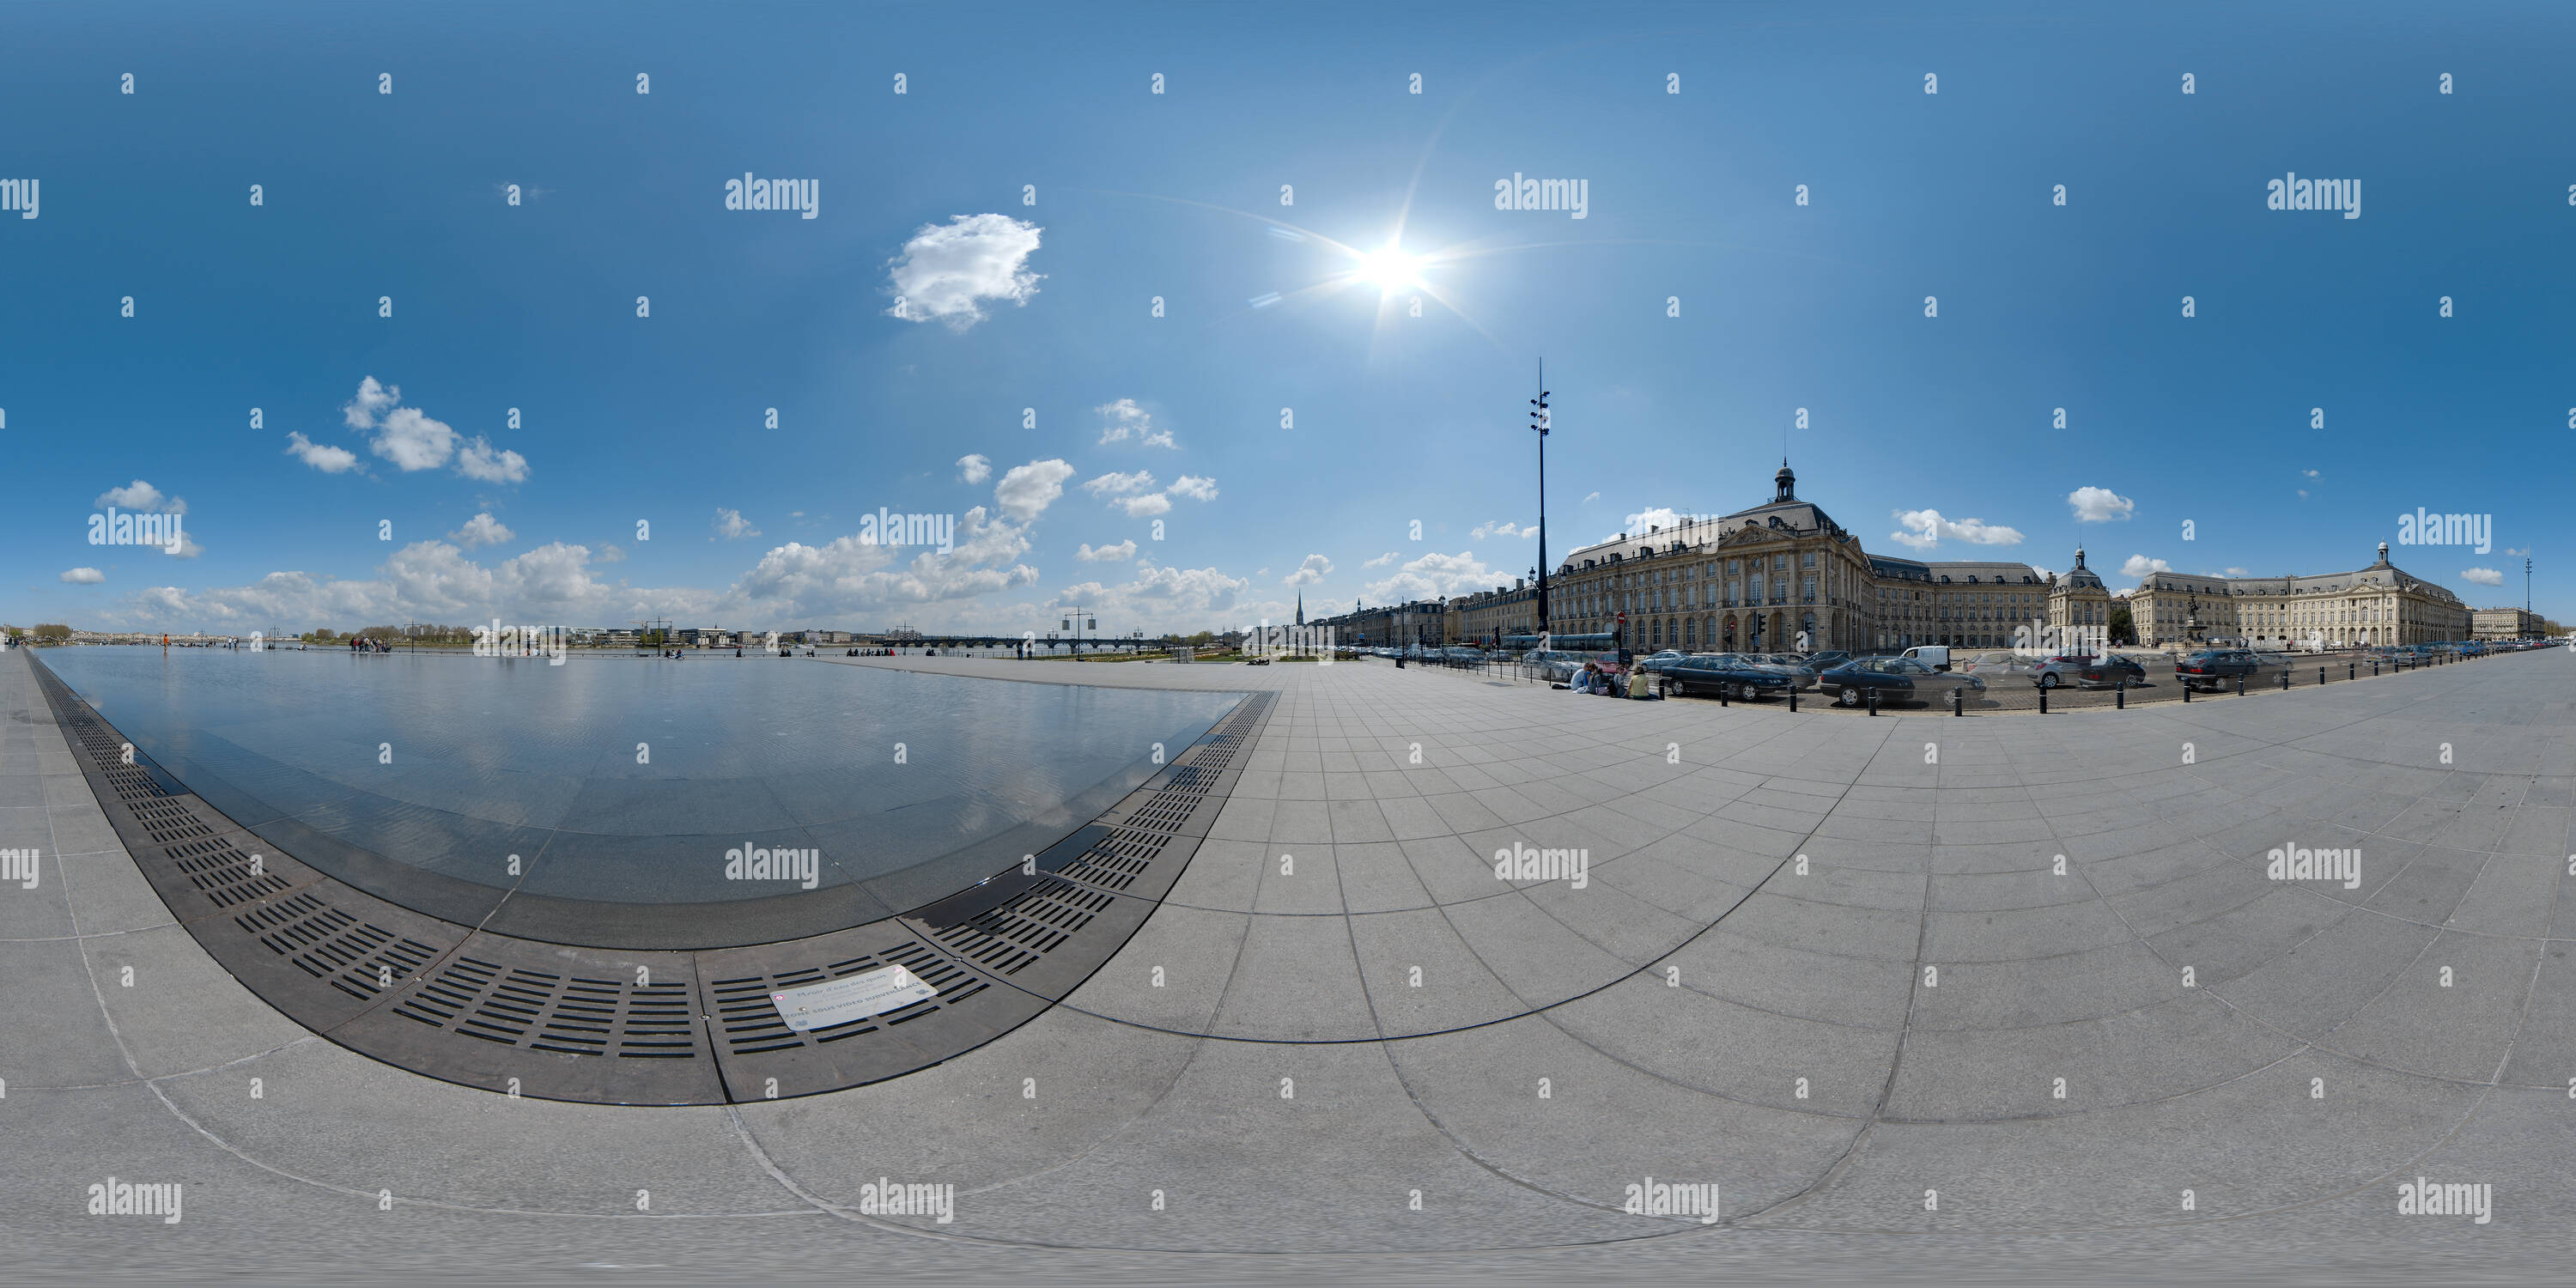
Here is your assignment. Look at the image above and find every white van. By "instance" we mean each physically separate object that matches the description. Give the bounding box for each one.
[1899,645,1953,671]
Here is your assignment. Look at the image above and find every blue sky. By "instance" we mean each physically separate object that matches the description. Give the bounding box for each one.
[4,0,2567,635]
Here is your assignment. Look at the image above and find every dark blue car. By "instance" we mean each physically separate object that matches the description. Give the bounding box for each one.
[1665,654,1796,702]
[1817,657,1920,707]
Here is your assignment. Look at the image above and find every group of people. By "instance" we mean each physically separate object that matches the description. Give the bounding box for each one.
[345,635,391,653]
[1566,659,1657,700]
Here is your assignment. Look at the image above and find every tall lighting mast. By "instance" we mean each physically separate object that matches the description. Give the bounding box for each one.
[1528,361,1550,644]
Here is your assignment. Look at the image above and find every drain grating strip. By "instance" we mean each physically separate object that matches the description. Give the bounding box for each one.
[27,655,1271,1104]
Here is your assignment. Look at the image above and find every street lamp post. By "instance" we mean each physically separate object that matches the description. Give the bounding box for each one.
[1528,362,1550,645]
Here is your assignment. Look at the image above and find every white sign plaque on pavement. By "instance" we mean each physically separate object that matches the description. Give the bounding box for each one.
[769,965,936,1031]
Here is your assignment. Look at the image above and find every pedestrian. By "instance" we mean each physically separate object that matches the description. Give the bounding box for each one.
[1628,662,1652,700]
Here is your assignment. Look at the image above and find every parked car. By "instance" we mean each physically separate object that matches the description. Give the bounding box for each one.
[1799,651,1854,671]
[1899,644,1953,671]
[1665,653,1796,702]
[1816,657,1917,706]
[2173,648,2261,690]
[1639,649,1691,675]
[1956,650,2040,679]
[1522,649,1582,680]
[2034,653,2148,690]
[1729,652,1821,688]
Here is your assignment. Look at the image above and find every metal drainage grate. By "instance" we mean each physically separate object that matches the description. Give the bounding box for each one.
[1056,826,1163,891]
[27,654,1274,1103]
[392,957,701,1060]
[708,940,981,1057]
[167,834,295,908]
[236,892,443,1002]
[929,877,1117,977]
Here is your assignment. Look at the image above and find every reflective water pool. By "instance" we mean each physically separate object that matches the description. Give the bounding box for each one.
[39,648,1242,946]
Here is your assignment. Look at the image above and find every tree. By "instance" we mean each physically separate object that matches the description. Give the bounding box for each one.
[33,623,72,642]
[2107,607,2136,646]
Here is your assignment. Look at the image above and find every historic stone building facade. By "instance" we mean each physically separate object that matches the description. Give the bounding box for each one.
[1543,465,2061,653]
[1537,467,2468,654]
[2470,606,2543,641]
[2126,543,2470,647]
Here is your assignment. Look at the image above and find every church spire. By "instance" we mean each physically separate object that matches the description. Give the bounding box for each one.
[1296,590,1304,626]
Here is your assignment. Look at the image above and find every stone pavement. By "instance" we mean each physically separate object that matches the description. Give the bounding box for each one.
[3,645,2573,1281]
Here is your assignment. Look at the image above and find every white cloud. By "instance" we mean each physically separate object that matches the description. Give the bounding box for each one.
[1083,470,1157,497]
[60,567,105,584]
[714,507,762,539]
[2120,555,2172,579]
[1582,491,1600,504]
[1119,494,1173,518]
[1890,509,2025,551]
[371,405,458,472]
[884,214,1044,330]
[1169,474,1218,501]
[1363,551,1398,568]
[735,506,1040,611]
[342,378,529,483]
[995,459,1075,521]
[166,535,204,559]
[95,480,183,513]
[2067,486,2135,523]
[110,540,709,632]
[2462,567,2504,586]
[1095,398,1175,448]
[1078,539,1139,562]
[2030,567,2057,583]
[455,437,531,484]
[2503,545,2530,558]
[343,376,397,429]
[283,431,361,473]
[957,453,992,484]
[2302,468,2320,478]
[598,544,628,563]
[1472,519,1528,541]
[1619,507,1682,538]
[1365,550,1498,603]
[1285,554,1333,586]
[2224,566,2251,577]
[1048,563,1251,629]
[448,513,515,550]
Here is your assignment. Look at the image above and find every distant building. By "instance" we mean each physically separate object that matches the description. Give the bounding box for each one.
[2129,544,2471,648]
[2472,606,2544,641]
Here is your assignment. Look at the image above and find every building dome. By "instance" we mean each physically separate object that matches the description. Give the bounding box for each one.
[2063,545,2105,590]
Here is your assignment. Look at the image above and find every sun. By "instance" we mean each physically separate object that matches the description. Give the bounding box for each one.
[1352,246,1424,292]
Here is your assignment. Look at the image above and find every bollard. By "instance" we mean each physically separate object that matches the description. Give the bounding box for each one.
[2117,677,2126,709]
[2348,662,2355,681]
[1719,679,1728,708]
[2236,672,2245,696]
[1868,686,1879,716]
[2281,667,2290,690]
[1789,684,1798,713]
[2038,684,2048,715]
[2318,666,2326,686]
[2183,677,2192,702]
